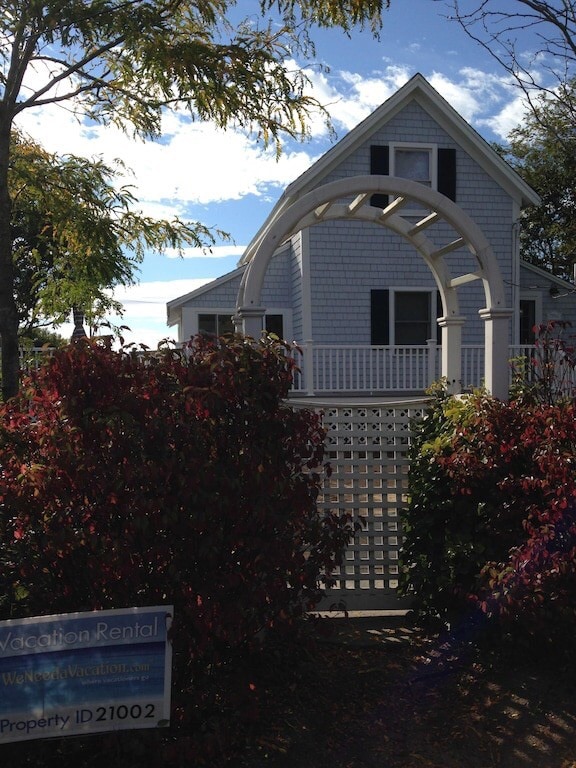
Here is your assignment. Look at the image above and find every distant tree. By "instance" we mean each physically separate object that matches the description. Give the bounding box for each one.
[500,81,576,280]
[0,0,387,399]
[19,327,66,348]
[10,130,217,337]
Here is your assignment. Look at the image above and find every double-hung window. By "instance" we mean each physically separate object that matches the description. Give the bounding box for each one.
[519,297,541,345]
[395,291,434,345]
[370,143,456,208]
[371,289,442,346]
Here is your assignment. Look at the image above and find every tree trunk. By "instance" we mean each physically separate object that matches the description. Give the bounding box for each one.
[0,109,20,400]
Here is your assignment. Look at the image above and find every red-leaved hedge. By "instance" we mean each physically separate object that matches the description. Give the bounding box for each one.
[0,335,352,766]
[401,386,576,648]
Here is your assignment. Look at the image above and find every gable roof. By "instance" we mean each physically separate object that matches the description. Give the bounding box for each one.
[520,260,576,291]
[166,265,246,326]
[240,72,540,266]
[167,239,295,320]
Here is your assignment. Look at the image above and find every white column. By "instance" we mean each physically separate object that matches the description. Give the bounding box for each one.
[479,307,513,400]
[300,230,313,341]
[235,306,266,339]
[301,340,315,396]
[437,315,466,395]
[426,338,437,387]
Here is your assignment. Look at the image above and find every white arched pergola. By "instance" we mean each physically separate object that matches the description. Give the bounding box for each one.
[235,175,512,399]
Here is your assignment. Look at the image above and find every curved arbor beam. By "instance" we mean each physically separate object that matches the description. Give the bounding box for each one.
[237,175,512,399]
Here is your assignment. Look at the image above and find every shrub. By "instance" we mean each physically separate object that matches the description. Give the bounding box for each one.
[400,385,576,646]
[0,335,352,766]
[510,319,576,405]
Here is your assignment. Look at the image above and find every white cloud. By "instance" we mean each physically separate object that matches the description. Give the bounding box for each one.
[15,102,317,212]
[426,68,527,140]
[306,63,524,143]
[477,94,526,140]
[428,72,484,122]
[314,65,412,132]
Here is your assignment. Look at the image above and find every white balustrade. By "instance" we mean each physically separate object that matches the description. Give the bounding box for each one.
[290,342,539,395]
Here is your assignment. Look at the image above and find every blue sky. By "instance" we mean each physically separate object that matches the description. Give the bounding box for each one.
[16,0,538,346]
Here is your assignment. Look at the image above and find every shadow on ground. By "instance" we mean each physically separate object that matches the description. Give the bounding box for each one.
[238,615,576,768]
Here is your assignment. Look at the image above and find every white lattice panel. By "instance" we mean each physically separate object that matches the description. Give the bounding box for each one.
[296,400,427,611]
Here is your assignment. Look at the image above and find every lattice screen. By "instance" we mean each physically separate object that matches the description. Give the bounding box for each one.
[301,401,427,611]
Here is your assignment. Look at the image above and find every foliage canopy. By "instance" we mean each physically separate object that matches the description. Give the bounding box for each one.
[0,0,388,397]
[501,81,576,280]
[10,129,221,335]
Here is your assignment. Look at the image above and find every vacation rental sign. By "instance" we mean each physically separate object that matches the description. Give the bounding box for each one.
[0,606,173,743]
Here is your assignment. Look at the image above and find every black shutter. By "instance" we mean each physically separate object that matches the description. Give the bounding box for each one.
[437,148,456,201]
[371,289,389,345]
[436,290,443,345]
[370,145,389,208]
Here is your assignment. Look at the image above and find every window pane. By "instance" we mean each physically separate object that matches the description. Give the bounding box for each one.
[198,314,217,335]
[265,314,284,338]
[519,300,536,344]
[198,314,234,336]
[371,290,390,345]
[396,322,430,345]
[395,292,431,345]
[396,292,429,321]
[395,149,431,185]
[218,314,235,336]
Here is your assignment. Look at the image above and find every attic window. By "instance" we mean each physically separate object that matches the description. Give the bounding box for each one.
[370,144,456,207]
[394,148,431,186]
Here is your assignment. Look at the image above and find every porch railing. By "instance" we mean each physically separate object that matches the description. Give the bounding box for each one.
[19,346,57,371]
[290,342,540,395]
[17,342,568,396]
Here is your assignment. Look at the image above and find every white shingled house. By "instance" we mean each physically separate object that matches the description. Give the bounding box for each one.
[167,74,575,401]
[166,73,576,610]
